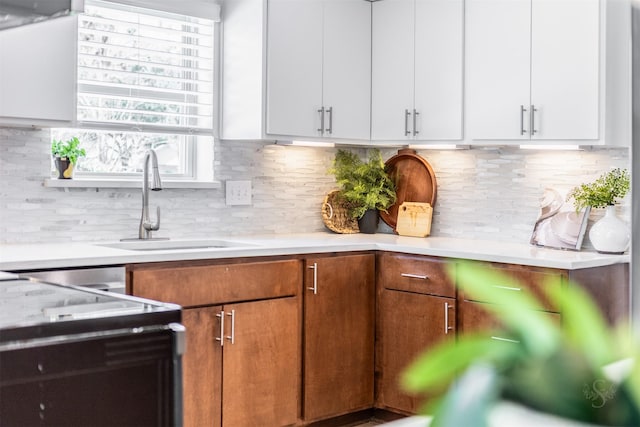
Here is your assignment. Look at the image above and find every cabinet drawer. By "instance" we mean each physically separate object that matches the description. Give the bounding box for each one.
[459,263,565,313]
[460,300,561,338]
[129,259,301,307]
[377,253,455,298]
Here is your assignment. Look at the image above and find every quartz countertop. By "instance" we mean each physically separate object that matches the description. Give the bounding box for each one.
[0,233,628,272]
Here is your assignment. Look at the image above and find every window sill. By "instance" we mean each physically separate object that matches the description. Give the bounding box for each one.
[44,178,222,189]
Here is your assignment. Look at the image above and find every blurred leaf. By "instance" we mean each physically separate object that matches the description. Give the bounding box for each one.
[451,262,560,357]
[544,279,615,368]
[431,364,500,427]
[402,333,522,394]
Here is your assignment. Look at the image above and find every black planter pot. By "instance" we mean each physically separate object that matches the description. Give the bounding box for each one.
[54,157,74,179]
[358,209,379,234]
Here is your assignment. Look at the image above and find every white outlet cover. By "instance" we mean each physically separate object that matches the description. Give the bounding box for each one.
[226,180,252,206]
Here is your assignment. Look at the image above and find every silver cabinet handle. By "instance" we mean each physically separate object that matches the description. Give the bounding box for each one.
[491,336,520,344]
[325,106,333,135]
[226,309,235,344]
[530,104,538,135]
[444,302,454,334]
[404,109,411,136]
[215,310,225,347]
[520,105,527,135]
[413,109,419,136]
[492,285,522,292]
[400,273,429,280]
[307,262,318,295]
[317,107,325,133]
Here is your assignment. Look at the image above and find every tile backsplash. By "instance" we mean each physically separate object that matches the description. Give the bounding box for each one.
[0,127,630,247]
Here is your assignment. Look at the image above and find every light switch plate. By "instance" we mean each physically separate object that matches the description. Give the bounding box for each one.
[226,180,252,206]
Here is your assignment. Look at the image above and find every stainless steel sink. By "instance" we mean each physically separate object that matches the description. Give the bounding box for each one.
[97,239,258,251]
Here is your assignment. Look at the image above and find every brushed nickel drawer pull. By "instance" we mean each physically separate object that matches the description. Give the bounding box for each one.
[307,263,318,295]
[226,310,236,344]
[401,273,429,280]
[492,285,522,292]
[491,336,520,344]
[444,302,454,335]
[215,311,225,347]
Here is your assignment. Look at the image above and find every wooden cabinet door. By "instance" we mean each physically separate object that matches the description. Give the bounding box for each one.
[466,0,531,140]
[266,0,323,137]
[377,289,456,414]
[222,297,299,427]
[530,0,599,140]
[303,254,375,421]
[182,307,223,427]
[413,0,463,140]
[371,0,415,141]
[322,0,371,140]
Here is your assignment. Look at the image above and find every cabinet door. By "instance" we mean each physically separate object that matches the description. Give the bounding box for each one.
[266,0,323,137]
[466,0,531,140]
[303,254,375,421]
[0,16,76,125]
[413,0,463,140]
[377,290,456,414]
[182,307,222,427]
[530,0,599,140]
[371,0,415,141]
[322,0,371,140]
[222,297,299,427]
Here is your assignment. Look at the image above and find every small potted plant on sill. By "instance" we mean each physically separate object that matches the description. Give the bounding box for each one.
[51,137,86,179]
[329,149,396,234]
[567,168,630,254]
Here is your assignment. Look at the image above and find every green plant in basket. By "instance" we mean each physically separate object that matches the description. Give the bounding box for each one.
[329,149,396,219]
[568,168,630,210]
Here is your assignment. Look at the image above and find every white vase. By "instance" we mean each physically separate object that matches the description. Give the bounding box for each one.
[588,205,630,254]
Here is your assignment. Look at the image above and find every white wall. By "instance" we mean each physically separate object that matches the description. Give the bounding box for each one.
[0,127,630,247]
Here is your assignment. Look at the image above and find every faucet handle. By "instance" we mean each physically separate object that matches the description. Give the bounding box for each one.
[144,206,161,231]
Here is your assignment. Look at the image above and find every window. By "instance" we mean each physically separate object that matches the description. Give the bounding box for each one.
[52,0,218,181]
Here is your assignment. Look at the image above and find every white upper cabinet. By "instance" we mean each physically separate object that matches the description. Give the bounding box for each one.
[466,0,600,141]
[266,0,371,140]
[371,0,463,142]
[0,16,77,127]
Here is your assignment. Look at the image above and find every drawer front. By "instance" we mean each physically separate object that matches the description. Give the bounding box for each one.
[460,300,561,339]
[130,259,301,307]
[458,263,565,313]
[377,253,455,298]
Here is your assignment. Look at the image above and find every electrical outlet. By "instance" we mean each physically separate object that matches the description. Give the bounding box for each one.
[226,180,252,206]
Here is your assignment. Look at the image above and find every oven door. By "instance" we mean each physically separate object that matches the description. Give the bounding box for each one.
[0,323,184,427]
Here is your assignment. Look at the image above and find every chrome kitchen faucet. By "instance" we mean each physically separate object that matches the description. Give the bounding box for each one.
[138,149,163,239]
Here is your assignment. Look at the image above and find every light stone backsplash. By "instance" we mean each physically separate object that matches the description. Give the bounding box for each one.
[0,127,630,249]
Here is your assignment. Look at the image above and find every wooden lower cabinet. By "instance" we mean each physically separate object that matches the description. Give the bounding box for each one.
[128,259,301,427]
[182,299,299,427]
[302,253,375,422]
[221,297,299,427]
[376,289,456,414]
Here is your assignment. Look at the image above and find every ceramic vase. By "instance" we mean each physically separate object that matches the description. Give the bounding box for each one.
[588,205,630,254]
[54,157,74,179]
[358,209,379,234]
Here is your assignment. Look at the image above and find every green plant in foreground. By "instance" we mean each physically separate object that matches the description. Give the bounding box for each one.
[51,137,86,164]
[402,261,640,427]
[329,149,396,219]
[568,168,630,210]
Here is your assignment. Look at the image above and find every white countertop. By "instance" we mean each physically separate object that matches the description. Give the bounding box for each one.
[0,233,629,271]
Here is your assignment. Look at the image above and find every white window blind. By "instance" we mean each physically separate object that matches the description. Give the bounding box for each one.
[77,0,215,134]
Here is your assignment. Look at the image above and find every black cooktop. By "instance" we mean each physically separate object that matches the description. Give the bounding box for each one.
[0,278,181,344]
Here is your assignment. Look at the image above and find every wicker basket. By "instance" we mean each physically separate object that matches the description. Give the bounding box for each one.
[321,190,359,234]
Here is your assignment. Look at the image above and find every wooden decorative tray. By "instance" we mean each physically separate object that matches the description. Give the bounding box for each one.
[380,149,437,230]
